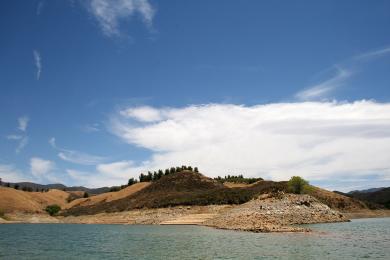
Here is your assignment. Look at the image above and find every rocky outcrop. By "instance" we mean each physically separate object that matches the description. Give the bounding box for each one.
[205,193,348,232]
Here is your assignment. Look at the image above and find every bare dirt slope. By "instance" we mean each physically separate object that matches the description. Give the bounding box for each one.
[0,187,70,213]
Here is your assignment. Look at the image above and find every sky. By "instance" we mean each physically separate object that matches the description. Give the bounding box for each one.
[1,0,390,192]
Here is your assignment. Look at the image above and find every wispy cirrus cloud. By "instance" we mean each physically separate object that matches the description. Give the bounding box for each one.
[36,1,44,16]
[109,101,390,191]
[295,67,351,101]
[6,116,30,153]
[354,46,390,61]
[67,160,137,187]
[49,137,107,165]
[81,123,101,133]
[295,46,390,101]
[84,0,156,37]
[18,116,29,132]
[33,50,42,80]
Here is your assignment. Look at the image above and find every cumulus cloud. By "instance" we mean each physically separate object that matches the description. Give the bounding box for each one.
[109,101,390,191]
[30,157,55,177]
[120,106,163,122]
[85,0,155,37]
[49,137,107,165]
[33,50,41,80]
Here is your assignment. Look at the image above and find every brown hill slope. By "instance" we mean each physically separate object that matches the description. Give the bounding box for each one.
[0,187,70,213]
[62,171,287,216]
[307,186,367,211]
[64,182,150,209]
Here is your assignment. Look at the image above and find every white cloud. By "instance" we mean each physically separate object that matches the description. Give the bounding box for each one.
[49,137,56,148]
[295,67,351,101]
[58,151,106,165]
[0,164,30,183]
[81,123,100,133]
[66,161,136,187]
[6,116,30,153]
[30,157,55,178]
[6,135,23,140]
[18,116,29,132]
[86,0,155,37]
[96,160,137,178]
[109,101,390,190]
[33,50,41,80]
[49,137,107,165]
[16,137,29,154]
[120,106,163,122]
[354,46,390,61]
[295,46,390,101]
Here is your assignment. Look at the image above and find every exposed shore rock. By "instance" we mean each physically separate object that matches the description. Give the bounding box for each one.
[204,193,348,232]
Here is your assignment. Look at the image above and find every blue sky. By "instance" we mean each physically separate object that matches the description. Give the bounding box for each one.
[1,0,390,191]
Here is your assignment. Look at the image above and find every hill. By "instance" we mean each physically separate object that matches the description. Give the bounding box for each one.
[307,186,367,211]
[63,182,151,209]
[340,187,390,209]
[62,171,287,216]
[0,187,70,213]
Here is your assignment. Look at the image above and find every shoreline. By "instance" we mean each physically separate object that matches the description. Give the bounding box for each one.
[2,193,389,232]
[4,194,386,232]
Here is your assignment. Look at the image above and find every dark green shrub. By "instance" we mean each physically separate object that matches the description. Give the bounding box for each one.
[45,205,61,216]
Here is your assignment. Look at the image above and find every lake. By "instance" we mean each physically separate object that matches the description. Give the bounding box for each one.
[1,218,389,259]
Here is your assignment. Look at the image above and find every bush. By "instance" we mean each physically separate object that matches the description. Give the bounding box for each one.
[128,178,137,186]
[287,176,309,194]
[45,205,61,216]
[83,192,89,198]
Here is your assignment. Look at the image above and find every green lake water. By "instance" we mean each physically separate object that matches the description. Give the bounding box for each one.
[0,218,389,259]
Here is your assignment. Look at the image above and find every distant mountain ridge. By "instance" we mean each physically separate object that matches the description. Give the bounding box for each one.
[2,182,110,194]
[337,187,390,209]
[348,187,386,194]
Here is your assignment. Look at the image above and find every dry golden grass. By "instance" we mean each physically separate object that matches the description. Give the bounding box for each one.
[63,182,150,209]
[0,187,70,213]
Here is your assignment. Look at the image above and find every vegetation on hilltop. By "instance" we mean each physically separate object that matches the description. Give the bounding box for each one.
[287,176,310,194]
[214,175,263,184]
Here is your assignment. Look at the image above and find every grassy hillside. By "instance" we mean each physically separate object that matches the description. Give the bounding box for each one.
[0,187,71,213]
